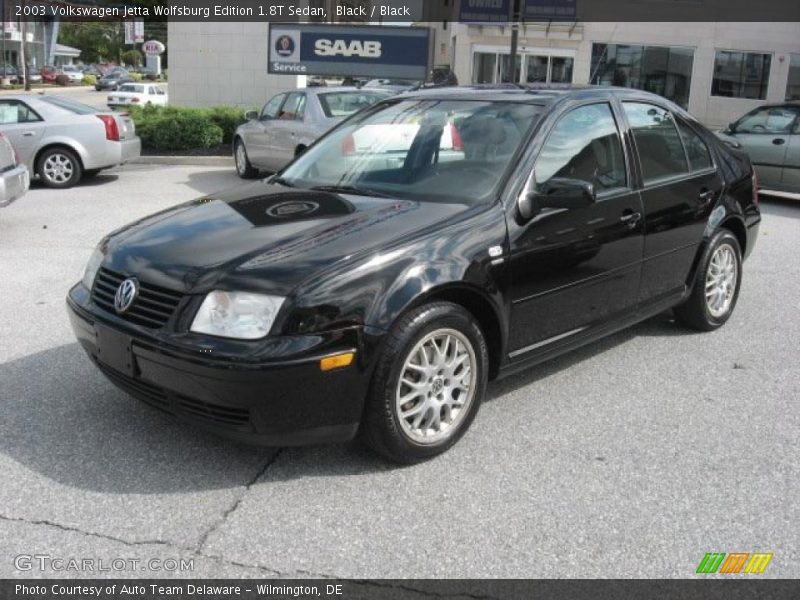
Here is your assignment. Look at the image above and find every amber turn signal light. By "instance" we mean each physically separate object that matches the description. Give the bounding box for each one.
[320,352,355,372]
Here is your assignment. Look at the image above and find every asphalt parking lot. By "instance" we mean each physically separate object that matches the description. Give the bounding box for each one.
[0,164,798,579]
[0,83,169,111]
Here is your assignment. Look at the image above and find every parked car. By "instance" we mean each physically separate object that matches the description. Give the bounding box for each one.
[363,78,422,93]
[68,86,760,463]
[95,71,133,91]
[58,65,85,84]
[0,132,29,207]
[716,103,800,194]
[24,65,42,84]
[233,87,392,177]
[107,83,168,109]
[82,64,104,78]
[0,64,18,83]
[0,94,140,188]
[40,66,58,84]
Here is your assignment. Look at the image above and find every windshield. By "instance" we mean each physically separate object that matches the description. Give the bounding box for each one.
[279,99,542,204]
[38,95,98,115]
[317,91,391,118]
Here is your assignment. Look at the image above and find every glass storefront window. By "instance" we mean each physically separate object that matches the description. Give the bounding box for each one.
[711,50,771,100]
[526,56,548,83]
[786,53,800,101]
[591,44,694,108]
[472,52,496,84]
[499,54,522,83]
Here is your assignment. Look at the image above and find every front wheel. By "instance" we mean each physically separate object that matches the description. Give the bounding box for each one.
[362,302,489,463]
[675,230,742,331]
[234,139,257,179]
[37,147,83,188]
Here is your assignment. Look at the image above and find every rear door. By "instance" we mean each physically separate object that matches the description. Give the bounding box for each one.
[781,118,800,191]
[0,99,45,166]
[621,101,722,302]
[729,106,797,188]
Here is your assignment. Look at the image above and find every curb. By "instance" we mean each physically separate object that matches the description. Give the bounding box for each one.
[129,155,233,167]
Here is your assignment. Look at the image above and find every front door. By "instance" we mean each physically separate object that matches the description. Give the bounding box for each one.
[247,93,286,169]
[0,99,45,166]
[781,119,800,191]
[728,105,798,189]
[269,92,308,168]
[507,101,644,356]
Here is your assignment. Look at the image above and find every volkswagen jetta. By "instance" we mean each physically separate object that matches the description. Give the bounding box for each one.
[68,86,760,463]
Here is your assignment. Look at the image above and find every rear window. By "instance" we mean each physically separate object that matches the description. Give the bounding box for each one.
[317,92,389,118]
[38,95,98,115]
[119,84,145,93]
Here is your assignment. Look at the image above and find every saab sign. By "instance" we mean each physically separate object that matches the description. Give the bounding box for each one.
[269,25,430,79]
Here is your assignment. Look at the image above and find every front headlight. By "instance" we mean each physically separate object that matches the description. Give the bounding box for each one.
[82,246,104,290]
[190,291,285,340]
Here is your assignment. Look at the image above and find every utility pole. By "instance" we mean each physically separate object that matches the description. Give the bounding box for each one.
[19,0,29,90]
[506,0,521,83]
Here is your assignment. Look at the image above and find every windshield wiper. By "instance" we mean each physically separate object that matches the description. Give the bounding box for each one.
[309,185,390,198]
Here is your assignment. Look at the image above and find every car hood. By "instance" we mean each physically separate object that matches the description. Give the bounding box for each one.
[104,182,474,295]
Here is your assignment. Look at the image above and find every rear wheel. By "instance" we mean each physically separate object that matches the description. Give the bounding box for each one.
[362,302,488,463]
[234,139,257,179]
[675,230,742,331]
[37,147,82,188]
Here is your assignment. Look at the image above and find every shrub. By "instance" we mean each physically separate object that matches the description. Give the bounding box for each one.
[130,72,143,82]
[128,105,252,150]
[121,49,143,68]
[55,74,70,86]
[82,74,97,86]
[129,106,224,151]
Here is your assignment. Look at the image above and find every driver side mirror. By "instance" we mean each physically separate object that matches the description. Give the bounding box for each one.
[725,122,737,134]
[519,178,596,220]
[245,110,259,121]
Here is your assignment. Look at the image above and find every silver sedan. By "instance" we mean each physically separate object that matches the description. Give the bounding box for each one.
[233,86,391,178]
[0,94,141,188]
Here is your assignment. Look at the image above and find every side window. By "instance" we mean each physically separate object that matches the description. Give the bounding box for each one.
[0,100,42,125]
[623,102,688,183]
[279,93,305,121]
[260,94,286,121]
[676,120,713,172]
[735,106,797,134]
[535,103,627,192]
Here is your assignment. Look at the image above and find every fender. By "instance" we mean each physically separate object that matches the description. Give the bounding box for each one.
[34,136,91,169]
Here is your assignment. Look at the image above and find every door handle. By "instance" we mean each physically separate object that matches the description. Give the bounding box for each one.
[22,131,35,137]
[699,189,716,203]
[620,211,642,228]
[772,138,786,146]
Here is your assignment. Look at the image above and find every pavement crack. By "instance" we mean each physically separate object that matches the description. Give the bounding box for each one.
[195,448,284,554]
[0,512,179,550]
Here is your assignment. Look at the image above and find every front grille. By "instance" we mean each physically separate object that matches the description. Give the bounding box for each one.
[96,361,252,432]
[91,267,183,329]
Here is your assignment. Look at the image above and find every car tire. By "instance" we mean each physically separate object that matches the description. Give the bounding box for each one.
[234,139,257,179]
[37,147,83,189]
[675,229,742,331]
[362,302,489,464]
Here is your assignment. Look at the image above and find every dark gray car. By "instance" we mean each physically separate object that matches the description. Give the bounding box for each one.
[233,86,391,177]
[716,103,800,193]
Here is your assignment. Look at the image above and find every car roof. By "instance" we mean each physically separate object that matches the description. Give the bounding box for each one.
[393,84,679,106]
[303,86,392,96]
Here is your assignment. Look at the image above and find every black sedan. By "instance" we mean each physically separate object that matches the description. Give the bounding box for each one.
[95,71,132,91]
[68,86,760,463]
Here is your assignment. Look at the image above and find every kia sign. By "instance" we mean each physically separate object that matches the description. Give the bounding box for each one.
[459,0,511,22]
[143,40,166,56]
[268,25,430,80]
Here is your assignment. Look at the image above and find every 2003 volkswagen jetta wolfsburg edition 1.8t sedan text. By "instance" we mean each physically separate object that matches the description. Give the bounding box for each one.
[68,86,760,463]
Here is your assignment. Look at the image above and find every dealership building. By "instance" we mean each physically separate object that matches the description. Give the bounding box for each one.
[169,11,800,127]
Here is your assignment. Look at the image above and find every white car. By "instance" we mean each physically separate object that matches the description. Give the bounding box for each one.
[107,84,168,109]
[58,65,84,84]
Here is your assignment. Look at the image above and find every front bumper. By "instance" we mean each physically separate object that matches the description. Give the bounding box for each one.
[0,164,29,208]
[67,284,369,446]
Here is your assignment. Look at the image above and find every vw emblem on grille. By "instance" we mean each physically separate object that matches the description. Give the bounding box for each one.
[114,278,139,314]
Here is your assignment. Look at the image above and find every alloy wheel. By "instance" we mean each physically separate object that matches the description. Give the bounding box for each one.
[705,243,738,318]
[235,143,248,175]
[395,328,477,444]
[43,153,75,184]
